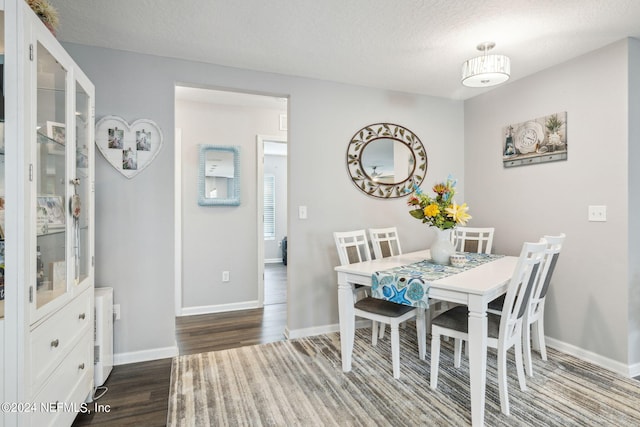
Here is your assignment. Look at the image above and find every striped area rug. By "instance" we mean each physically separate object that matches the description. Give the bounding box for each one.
[167,328,640,426]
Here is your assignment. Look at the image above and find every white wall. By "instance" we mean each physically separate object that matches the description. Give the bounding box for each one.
[175,99,285,311]
[64,43,464,358]
[465,39,636,368]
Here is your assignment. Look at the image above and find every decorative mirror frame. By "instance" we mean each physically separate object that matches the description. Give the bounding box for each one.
[198,145,241,206]
[346,123,427,198]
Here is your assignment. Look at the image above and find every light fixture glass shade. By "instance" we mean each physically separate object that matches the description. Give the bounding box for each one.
[461,54,511,87]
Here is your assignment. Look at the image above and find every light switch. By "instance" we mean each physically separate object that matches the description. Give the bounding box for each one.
[588,205,606,222]
[298,205,308,219]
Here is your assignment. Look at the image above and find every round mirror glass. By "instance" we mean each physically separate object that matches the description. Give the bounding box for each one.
[360,138,414,184]
[347,123,427,198]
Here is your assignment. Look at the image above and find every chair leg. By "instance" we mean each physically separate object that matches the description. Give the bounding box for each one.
[535,318,548,361]
[372,321,379,346]
[531,320,540,351]
[454,338,463,368]
[379,323,386,339]
[391,323,401,379]
[514,338,527,392]
[430,330,441,389]
[497,346,510,416]
[523,321,533,377]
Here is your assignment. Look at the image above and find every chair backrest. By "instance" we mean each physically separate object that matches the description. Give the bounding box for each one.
[452,227,495,254]
[369,227,403,259]
[528,233,565,317]
[333,230,372,266]
[499,240,547,345]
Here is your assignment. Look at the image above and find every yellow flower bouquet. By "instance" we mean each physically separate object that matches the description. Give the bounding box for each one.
[407,176,471,230]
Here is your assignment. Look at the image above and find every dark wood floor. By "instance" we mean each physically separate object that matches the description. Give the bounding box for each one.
[73,265,287,426]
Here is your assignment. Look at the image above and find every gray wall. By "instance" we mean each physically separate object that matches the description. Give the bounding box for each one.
[64,43,464,359]
[465,38,639,367]
[66,38,638,371]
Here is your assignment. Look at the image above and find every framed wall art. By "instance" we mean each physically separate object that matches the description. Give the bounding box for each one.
[37,195,65,229]
[46,121,65,145]
[503,112,567,168]
[95,115,163,178]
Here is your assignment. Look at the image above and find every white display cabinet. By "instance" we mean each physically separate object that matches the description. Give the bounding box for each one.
[2,1,95,425]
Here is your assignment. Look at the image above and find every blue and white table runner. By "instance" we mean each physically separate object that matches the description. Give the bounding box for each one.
[371,253,504,308]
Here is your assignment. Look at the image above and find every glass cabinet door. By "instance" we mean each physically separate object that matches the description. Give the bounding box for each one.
[35,41,67,310]
[74,81,90,287]
[0,9,4,319]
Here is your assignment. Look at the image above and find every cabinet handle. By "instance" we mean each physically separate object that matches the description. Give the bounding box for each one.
[78,363,85,370]
[79,313,86,320]
[51,339,59,348]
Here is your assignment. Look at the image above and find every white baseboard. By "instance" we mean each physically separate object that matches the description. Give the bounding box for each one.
[114,345,179,366]
[546,336,637,378]
[285,320,370,340]
[265,258,284,264]
[284,326,640,379]
[178,301,261,317]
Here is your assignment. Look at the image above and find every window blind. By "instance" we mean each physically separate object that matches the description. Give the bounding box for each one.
[264,174,276,240]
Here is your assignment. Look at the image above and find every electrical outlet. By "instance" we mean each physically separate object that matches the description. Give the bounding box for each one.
[113,304,121,320]
[222,271,230,282]
[588,205,607,222]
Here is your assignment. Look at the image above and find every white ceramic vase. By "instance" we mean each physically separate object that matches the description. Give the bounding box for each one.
[430,227,455,265]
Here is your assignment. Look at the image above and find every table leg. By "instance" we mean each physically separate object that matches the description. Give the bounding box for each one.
[467,297,488,427]
[338,276,355,372]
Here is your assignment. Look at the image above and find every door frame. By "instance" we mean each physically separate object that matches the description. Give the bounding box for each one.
[256,134,287,306]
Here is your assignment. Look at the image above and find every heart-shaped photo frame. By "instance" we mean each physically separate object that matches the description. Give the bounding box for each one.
[95,115,163,179]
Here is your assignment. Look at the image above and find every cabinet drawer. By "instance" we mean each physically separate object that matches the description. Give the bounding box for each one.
[30,330,93,427]
[30,289,92,392]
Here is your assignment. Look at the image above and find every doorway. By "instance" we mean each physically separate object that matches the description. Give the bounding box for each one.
[257,135,287,307]
[174,86,288,316]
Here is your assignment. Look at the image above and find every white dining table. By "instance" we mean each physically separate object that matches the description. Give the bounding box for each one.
[335,249,518,427]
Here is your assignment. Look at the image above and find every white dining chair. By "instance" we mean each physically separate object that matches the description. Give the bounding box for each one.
[452,226,495,254]
[522,233,565,375]
[333,229,425,379]
[369,227,403,259]
[430,239,546,416]
[369,227,403,338]
[333,229,371,302]
[450,226,495,352]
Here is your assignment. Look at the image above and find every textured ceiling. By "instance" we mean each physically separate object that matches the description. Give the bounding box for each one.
[51,0,640,100]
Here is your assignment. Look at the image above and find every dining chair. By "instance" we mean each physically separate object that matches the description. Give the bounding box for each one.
[430,239,546,416]
[486,233,565,376]
[369,227,440,341]
[450,226,495,351]
[522,233,565,376]
[452,226,495,254]
[333,230,425,379]
[368,227,403,259]
[333,229,371,302]
[369,227,402,339]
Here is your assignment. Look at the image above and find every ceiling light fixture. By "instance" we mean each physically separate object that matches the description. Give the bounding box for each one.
[461,42,510,88]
